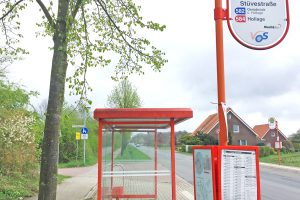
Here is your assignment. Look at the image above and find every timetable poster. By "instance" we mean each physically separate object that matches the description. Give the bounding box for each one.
[221,150,257,200]
[194,149,214,200]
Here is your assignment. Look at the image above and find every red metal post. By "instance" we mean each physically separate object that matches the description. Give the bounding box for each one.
[276,121,281,163]
[170,118,176,200]
[110,129,115,199]
[154,130,158,199]
[98,120,103,200]
[215,0,228,146]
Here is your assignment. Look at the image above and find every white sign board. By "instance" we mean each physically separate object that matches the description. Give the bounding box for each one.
[275,141,282,149]
[194,149,214,200]
[81,133,88,140]
[227,0,289,49]
[221,150,257,200]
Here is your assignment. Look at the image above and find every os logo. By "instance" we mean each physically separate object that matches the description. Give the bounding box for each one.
[251,31,269,42]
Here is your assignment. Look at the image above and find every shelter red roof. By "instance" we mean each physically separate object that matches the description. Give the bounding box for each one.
[94,108,193,130]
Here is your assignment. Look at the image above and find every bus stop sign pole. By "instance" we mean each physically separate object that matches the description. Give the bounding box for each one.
[214,0,228,146]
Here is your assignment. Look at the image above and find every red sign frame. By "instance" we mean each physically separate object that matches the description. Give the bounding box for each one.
[192,146,217,200]
[217,146,261,200]
[226,0,290,50]
[193,145,261,200]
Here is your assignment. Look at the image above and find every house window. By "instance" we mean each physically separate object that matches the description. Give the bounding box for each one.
[228,114,231,119]
[271,132,276,137]
[238,140,247,146]
[233,125,239,133]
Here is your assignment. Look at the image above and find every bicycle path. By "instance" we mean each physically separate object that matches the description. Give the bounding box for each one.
[26,164,98,200]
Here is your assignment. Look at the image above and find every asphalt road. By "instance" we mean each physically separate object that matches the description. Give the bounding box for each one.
[139,146,300,200]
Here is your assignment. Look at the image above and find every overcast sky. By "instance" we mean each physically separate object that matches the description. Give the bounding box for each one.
[7,0,300,136]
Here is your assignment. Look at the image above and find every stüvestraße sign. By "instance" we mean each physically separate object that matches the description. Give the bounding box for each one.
[227,0,289,50]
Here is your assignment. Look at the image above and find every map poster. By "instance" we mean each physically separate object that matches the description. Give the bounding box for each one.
[227,0,289,49]
[221,149,258,200]
[194,149,214,200]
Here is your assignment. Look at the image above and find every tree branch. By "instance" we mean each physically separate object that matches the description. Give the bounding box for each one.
[71,0,83,19]
[95,0,151,58]
[35,0,55,27]
[0,0,24,20]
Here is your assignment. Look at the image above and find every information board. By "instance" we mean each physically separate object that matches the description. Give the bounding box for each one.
[194,149,215,200]
[221,149,257,200]
[227,0,289,49]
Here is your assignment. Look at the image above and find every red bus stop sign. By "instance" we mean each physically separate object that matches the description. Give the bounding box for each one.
[227,0,290,50]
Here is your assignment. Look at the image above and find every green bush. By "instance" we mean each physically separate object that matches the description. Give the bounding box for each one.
[197,132,218,145]
[259,146,275,157]
[59,105,98,166]
[282,140,295,153]
[257,142,265,146]
[179,134,201,145]
[177,144,185,152]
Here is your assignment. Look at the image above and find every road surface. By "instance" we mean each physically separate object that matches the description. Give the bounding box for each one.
[139,146,300,200]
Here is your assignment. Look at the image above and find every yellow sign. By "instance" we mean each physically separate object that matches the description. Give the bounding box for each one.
[76,132,81,140]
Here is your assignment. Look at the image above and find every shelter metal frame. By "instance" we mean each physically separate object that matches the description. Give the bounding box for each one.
[94,108,193,200]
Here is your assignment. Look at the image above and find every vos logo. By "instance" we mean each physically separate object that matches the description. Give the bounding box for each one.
[251,31,269,42]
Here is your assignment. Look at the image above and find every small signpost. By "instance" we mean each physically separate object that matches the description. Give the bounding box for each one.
[81,127,89,140]
[227,0,290,50]
[268,117,281,162]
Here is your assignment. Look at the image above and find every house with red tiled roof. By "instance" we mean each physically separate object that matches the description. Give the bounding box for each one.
[192,108,260,146]
[253,124,288,148]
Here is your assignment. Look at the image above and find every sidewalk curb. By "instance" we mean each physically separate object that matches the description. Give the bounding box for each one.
[260,162,300,173]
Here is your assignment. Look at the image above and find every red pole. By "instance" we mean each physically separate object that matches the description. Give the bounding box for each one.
[215,0,228,146]
[110,129,115,198]
[276,121,281,163]
[98,120,103,200]
[154,130,158,199]
[170,118,176,200]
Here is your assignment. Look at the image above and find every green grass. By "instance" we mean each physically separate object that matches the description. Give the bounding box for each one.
[260,152,300,167]
[58,155,98,168]
[57,174,71,184]
[0,173,39,200]
[0,173,70,200]
[116,145,151,160]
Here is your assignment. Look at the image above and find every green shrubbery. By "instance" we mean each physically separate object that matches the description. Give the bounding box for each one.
[259,146,276,157]
[58,105,99,167]
[0,78,42,199]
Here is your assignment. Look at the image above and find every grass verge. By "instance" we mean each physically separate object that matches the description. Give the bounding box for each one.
[58,155,98,168]
[0,173,70,200]
[116,145,151,160]
[0,173,38,200]
[260,152,300,167]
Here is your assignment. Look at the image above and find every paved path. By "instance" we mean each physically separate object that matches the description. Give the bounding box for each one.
[26,165,97,200]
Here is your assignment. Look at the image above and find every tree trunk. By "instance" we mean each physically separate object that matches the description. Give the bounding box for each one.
[38,0,69,199]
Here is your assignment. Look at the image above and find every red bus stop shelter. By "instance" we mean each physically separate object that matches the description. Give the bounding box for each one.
[94,108,193,200]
